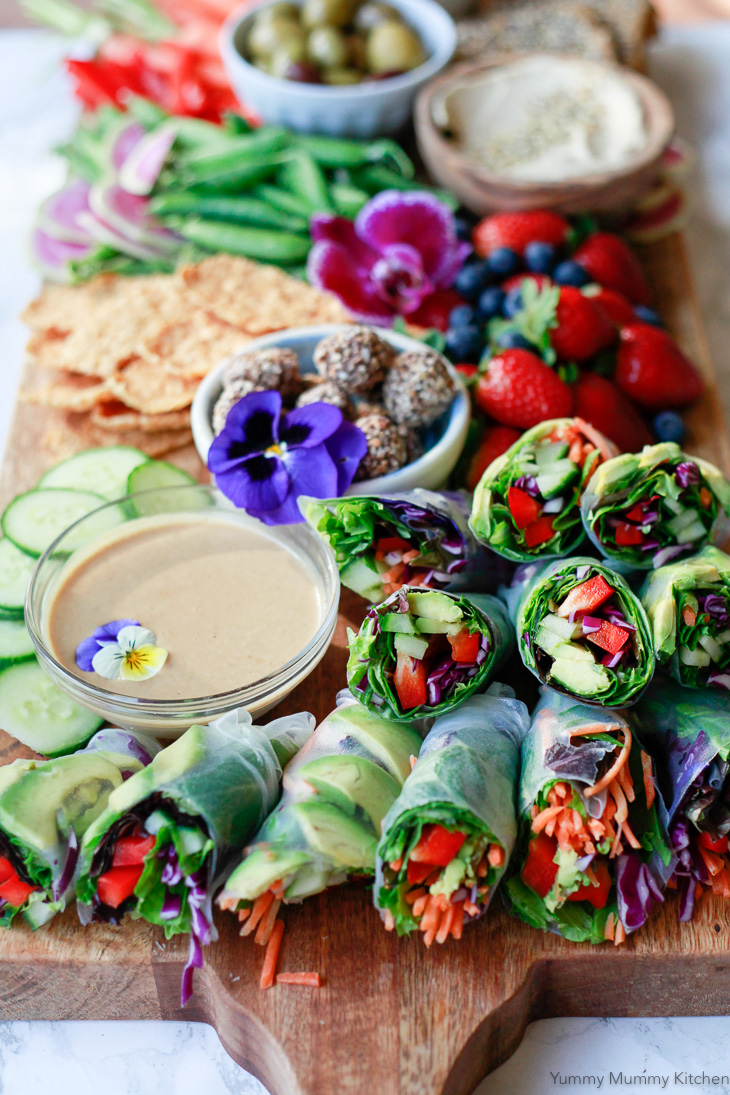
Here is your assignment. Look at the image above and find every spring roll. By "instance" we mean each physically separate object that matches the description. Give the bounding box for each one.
[581,442,730,570]
[76,707,313,1005]
[374,684,528,944]
[640,545,730,690]
[0,728,159,930]
[504,688,673,944]
[632,680,730,920]
[470,417,617,562]
[504,556,654,706]
[346,587,513,722]
[300,489,509,603]
[217,699,422,924]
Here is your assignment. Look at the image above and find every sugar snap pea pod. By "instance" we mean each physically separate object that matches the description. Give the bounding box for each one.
[252,183,313,220]
[217,699,422,920]
[504,556,654,706]
[294,135,415,177]
[76,707,313,1006]
[328,182,370,218]
[180,127,291,179]
[470,417,618,563]
[352,165,459,209]
[347,587,514,723]
[375,684,528,942]
[640,544,730,689]
[0,728,159,931]
[277,151,335,214]
[300,489,510,603]
[175,219,311,265]
[504,688,673,944]
[581,442,730,570]
[631,680,730,920]
[149,192,308,232]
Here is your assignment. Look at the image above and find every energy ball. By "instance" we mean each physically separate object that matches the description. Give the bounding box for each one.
[355,412,408,480]
[382,349,455,427]
[296,379,354,417]
[213,379,257,435]
[222,347,302,400]
[313,327,393,394]
[400,425,424,464]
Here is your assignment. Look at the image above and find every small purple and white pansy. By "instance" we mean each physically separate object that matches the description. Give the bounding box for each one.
[76,619,167,682]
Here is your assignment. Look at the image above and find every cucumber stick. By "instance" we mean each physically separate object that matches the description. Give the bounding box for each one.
[1,488,121,558]
[38,446,149,502]
[0,538,36,616]
[0,620,35,669]
[0,660,102,756]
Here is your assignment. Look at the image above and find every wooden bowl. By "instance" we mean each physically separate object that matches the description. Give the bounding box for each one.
[414,53,675,215]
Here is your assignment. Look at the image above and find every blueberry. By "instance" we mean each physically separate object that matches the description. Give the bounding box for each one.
[634,305,663,327]
[496,331,533,350]
[477,287,506,320]
[445,324,484,363]
[454,215,474,242]
[454,260,490,301]
[486,246,521,277]
[525,241,557,274]
[503,287,525,318]
[653,410,686,444]
[449,304,478,328]
[553,260,590,287]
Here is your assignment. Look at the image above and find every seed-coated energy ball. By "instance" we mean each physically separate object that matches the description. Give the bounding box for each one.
[296,379,354,417]
[222,347,302,400]
[382,349,455,427]
[213,379,257,435]
[355,412,408,480]
[313,326,394,394]
[399,425,424,464]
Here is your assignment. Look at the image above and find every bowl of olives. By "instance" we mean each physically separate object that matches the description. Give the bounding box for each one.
[220,0,457,137]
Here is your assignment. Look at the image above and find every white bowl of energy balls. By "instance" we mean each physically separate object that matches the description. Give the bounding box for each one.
[190,324,470,493]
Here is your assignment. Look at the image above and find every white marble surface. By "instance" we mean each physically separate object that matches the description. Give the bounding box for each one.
[2,22,730,1095]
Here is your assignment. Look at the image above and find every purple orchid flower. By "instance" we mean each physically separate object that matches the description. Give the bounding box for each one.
[306,190,471,324]
[208,390,367,525]
[76,619,140,672]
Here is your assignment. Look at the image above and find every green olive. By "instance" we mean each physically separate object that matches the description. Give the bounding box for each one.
[353,2,401,32]
[323,65,362,84]
[301,0,353,29]
[307,26,348,67]
[269,38,308,75]
[248,15,305,57]
[345,33,367,68]
[366,20,425,73]
[254,2,299,24]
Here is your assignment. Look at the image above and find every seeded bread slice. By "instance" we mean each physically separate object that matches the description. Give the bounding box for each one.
[456,3,616,64]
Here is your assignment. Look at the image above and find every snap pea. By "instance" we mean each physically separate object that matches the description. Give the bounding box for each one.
[149,192,308,232]
[294,135,414,178]
[277,151,334,214]
[223,112,254,136]
[353,165,459,209]
[180,128,292,184]
[253,184,314,221]
[176,218,312,265]
[183,152,294,193]
[125,94,169,129]
[328,182,370,218]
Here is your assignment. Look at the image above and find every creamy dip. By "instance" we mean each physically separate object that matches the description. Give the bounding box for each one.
[44,514,322,700]
[435,55,648,182]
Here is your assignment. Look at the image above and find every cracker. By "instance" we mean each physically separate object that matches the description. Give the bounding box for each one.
[143,312,252,379]
[43,420,194,460]
[179,255,350,335]
[21,275,121,334]
[89,400,191,433]
[107,357,198,414]
[19,372,112,412]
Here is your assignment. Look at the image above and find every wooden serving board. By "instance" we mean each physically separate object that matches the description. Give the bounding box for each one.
[1,231,730,1095]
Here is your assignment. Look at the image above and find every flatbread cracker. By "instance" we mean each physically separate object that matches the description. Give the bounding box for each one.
[179,255,350,335]
[143,312,252,379]
[107,357,198,414]
[21,275,122,334]
[19,372,112,412]
[90,400,191,433]
[43,420,195,460]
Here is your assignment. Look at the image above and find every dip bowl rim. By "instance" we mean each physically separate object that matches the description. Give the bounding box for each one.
[25,484,340,735]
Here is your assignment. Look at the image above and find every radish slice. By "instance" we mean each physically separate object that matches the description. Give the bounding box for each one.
[111,121,147,172]
[118,123,177,196]
[37,180,93,245]
[30,226,94,282]
[87,183,179,254]
[77,210,171,262]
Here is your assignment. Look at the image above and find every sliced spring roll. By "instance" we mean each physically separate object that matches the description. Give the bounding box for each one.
[632,680,730,920]
[640,545,730,690]
[374,684,528,944]
[76,707,313,1005]
[346,587,513,722]
[504,556,654,706]
[0,728,159,930]
[470,417,617,562]
[504,688,673,944]
[581,441,730,570]
[300,489,508,603]
[217,699,422,925]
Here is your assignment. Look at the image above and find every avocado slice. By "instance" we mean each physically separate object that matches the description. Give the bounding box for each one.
[292,800,377,869]
[332,705,421,783]
[0,753,124,851]
[298,754,401,832]
[0,759,34,799]
[407,590,461,623]
[549,657,612,696]
[222,847,311,901]
[105,724,206,816]
[381,613,417,635]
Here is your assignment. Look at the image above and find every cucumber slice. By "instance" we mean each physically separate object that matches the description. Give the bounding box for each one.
[393,633,429,659]
[1,489,122,558]
[38,446,149,502]
[0,620,35,669]
[381,613,416,634]
[127,460,205,517]
[0,537,37,616]
[0,660,103,756]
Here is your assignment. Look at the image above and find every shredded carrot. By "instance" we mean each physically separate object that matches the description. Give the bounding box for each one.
[569,438,584,466]
[451,902,464,940]
[641,751,655,809]
[604,913,615,941]
[531,804,564,833]
[700,487,712,508]
[476,859,489,878]
[389,857,403,872]
[611,780,628,825]
[255,897,281,946]
[405,887,426,906]
[382,562,405,584]
[618,761,635,803]
[237,907,251,923]
[411,894,428,918]
[218,894,239,913]
[276,972,322,987]
[488,845,504,867]
[436,905,455,944]
[409,754,417,770]
[241,890,274,937]
[260,919,285,990]
[463,901,479,917]
[423,921,439,947]
[383,910,395,932]
[419,895,442,934]
[682,605,697,626]
[575,725,632,799]
[614,921,626,946]
[699,846,725,877]
[402,549,420,564]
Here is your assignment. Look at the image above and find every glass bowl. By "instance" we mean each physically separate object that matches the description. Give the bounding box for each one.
[26,485,340,738]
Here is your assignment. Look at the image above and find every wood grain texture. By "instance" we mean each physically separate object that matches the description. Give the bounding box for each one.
[0,230,729,1095]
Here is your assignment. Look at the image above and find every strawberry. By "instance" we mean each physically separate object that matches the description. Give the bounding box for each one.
[501,273,553,294]
[572,373,653,453]
[474,349,573,429]
[550,287,616,362]
[473,211,570,258]
[587,287,636,329]
[409,288,464,332]
[573,233,653,306]
[466,424,522,490]
[615,323,704,409]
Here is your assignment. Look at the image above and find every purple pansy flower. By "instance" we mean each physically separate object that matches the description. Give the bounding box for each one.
[76,619,140,672]
[208,390,367,525]
[306,190,471,324]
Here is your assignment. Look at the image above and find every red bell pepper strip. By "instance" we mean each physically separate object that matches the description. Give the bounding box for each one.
[567,859,612,909]
[112,834,156,868]
[557,575,614,618]
[614,522,645,547]
[508,486,541,529]
[585,620,630,656]
[410,824,467,866]
[524,515,556,548]
[447,629,480,664]
[97,865,145,909]
[0,876,38,908]
[521,832,559,898]
[697,832,729,854]
[394,652,427,711]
